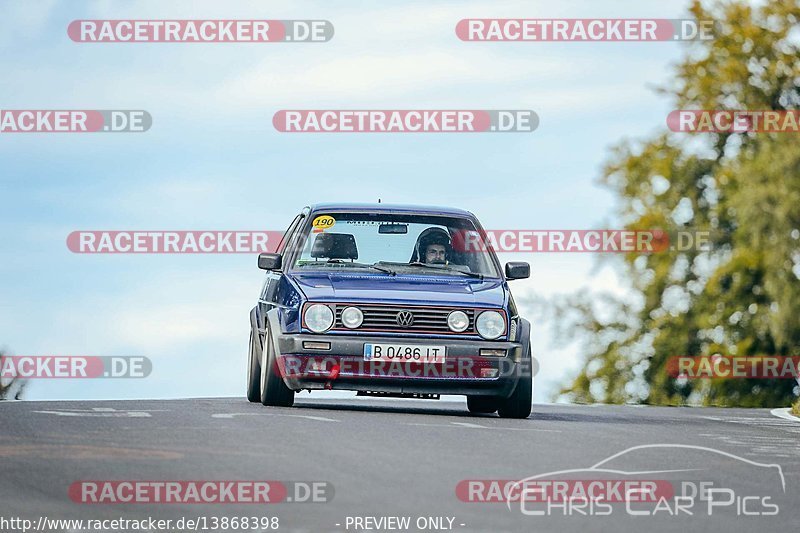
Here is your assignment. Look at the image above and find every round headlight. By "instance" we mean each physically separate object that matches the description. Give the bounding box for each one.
[341,306,364,329]
[447,310,469,333]
[476,310,505,340]
[304,304,334,333]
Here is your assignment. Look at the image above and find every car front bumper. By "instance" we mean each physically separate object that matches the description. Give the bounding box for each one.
[270,329,527,398]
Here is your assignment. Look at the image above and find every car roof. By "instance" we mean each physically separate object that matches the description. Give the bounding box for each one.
[307,202,476,218]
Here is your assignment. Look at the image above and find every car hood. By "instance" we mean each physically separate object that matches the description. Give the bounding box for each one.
[288,271,506,308]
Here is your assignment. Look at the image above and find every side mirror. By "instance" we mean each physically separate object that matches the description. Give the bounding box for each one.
[505,261,530,280]
[258,253,282,271]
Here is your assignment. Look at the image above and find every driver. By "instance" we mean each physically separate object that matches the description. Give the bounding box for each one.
[412,227,452,265]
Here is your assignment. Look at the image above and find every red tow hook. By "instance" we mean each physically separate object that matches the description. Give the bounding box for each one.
[324,364,341,390]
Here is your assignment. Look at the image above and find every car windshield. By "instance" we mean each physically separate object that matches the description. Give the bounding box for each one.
[291,212,501,278]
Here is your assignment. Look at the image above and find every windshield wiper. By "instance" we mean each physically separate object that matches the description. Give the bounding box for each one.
[378,261,484,280]
[297,261,396,275]
[368,264,397,275]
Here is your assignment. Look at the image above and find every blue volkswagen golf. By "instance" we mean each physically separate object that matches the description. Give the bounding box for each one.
[247,203,533,418]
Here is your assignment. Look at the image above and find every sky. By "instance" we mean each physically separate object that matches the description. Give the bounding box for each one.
[0,0,700,402]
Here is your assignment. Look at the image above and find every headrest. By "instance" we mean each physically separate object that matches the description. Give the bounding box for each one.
[310,233,358,260]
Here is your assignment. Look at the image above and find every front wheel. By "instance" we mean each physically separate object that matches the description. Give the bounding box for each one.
[498,346,533,419]
[260,326,295,407]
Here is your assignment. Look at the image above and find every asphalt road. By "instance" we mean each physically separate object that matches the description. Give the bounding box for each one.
[1,397,799,533]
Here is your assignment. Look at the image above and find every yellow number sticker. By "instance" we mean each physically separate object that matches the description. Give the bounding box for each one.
[312,215,336,231]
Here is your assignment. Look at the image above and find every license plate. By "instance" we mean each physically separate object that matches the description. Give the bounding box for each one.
[363,343,446,363]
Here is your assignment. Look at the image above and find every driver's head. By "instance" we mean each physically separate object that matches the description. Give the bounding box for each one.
[425,243,447,264]
[415,228,451,265]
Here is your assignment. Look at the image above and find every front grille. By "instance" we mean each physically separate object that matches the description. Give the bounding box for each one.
[333,304,476,334]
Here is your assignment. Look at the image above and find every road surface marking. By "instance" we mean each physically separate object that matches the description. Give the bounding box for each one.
[703,415,800,433]
[406,421,560,432]
[33,407,153,417]
[699,413,800,458]
[770,408,800,423]
[211,413,338,422]
[451,422,487,428]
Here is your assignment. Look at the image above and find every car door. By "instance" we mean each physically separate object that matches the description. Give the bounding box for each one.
[259,209,308,311]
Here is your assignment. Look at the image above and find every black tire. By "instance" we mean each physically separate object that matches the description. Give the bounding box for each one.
[260,326,295,407]
[246,330,261,403]
[467,396,500,414]
[498,345,533,419]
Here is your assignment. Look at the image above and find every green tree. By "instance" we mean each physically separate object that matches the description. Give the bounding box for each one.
[557,0,800,406]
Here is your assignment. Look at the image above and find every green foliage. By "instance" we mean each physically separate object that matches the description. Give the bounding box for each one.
[557,0,800,406]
